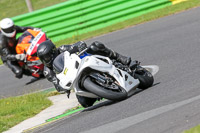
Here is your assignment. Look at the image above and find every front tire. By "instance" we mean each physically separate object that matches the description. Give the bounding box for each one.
[83,77,128,101]
[76,95,96,108]
[134,67,154,89]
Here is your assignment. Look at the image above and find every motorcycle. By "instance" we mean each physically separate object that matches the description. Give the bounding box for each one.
[16,29,47,78]
[55,48,154,108]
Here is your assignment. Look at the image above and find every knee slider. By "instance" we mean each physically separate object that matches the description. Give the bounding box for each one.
[15,68,23,78]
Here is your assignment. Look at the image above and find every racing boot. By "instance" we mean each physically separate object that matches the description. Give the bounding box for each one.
[15,69,23,79]
[6,60,23,79]
[108,49,140,70]
[11,64,23,79]
[89,41,137,68]
[109,50,131,65]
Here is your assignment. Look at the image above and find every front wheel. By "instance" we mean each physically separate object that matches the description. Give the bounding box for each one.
[76,95,96,108]
[134,67,154,89]
[83,77,128,101]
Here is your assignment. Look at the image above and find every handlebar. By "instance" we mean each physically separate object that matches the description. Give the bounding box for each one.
[78,48,88,56]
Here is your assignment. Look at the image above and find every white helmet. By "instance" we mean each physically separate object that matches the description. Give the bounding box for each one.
[0,18,16,38]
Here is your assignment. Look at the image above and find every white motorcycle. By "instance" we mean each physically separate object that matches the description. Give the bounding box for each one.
[54,49,154,107]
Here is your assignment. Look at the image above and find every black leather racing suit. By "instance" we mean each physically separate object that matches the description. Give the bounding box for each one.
[0,26,34,78]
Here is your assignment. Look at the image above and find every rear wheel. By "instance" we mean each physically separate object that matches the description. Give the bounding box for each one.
[134,67,154,89]
[83,75,128,101]
[76,95,96,108]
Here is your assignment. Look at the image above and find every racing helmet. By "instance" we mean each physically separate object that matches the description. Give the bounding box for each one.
[37,40,59,68]
[0,18,16,38]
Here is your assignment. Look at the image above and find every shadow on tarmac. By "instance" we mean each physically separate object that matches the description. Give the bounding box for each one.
[82,82,160,112]
[25,76,45,85]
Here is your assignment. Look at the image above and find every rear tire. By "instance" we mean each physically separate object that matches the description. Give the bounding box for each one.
[135,67,154,89]
[76,95,96,108]
[83,77,128,101]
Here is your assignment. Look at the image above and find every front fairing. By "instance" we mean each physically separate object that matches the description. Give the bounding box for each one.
[56,51,81,90]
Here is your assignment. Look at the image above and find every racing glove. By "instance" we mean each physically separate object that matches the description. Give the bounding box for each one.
[70,41,87,53]
[15,54,26,61]
[58,41,87,54]
[76,41,87,52]
[33,28,42,31]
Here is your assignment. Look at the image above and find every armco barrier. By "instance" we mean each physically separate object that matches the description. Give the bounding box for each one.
[12,0,173,42]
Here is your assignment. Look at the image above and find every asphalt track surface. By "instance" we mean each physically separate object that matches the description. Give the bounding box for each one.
[2,7,200,133]
[0,66,52,98]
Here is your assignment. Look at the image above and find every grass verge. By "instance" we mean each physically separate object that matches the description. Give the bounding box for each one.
[0,93,52,133]
[183,125,200,133]
[0,0,67,20]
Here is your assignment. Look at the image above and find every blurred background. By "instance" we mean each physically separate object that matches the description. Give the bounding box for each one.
[0,0,67,20]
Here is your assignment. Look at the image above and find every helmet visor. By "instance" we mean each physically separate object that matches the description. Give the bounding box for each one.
[40,49,58,67]
[41,52,53,64]
[2,25,15,33]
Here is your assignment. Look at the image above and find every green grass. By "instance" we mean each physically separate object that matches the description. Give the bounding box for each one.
[0,93,52,133]
[0,0,67,20]
[183,125,200,133]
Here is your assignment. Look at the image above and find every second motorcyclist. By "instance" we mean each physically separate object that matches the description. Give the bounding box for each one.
[0,18,36,78]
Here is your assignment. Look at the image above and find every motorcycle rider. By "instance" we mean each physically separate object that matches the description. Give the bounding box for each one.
[37,40,139,95]
[0,18,36,78]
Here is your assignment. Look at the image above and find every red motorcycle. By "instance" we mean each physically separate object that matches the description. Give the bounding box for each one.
[16,29,47,78]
